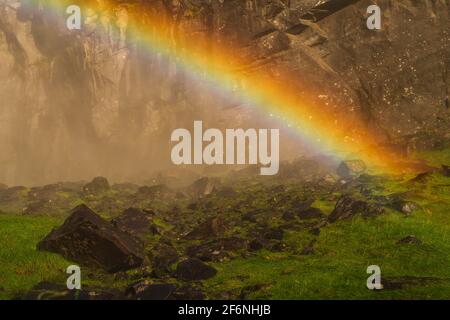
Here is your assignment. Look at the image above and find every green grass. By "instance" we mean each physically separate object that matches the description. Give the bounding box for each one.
[0,215,69,299]
[0,147,449,300]
[207,209,450,299]
[205,165,450,299]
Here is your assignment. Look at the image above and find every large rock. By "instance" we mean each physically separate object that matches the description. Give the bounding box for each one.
[328,195,384,222]
[298,207,326,220]
[184,217,226,240]
[38,204,144,272]
[186,237,247,262]
[337,160,367,179]
[150,241,180,277]
[82,177,110,194]
[188,177,220,198]
[125,281,176,300]
[111,208,155,238]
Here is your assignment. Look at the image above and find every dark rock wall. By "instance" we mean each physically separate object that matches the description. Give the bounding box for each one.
[0,0,448,185]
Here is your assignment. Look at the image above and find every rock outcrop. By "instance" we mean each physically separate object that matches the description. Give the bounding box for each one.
[38,204,144,272]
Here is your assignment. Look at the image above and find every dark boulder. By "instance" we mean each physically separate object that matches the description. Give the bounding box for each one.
[38,204,144,272]
[184,217,226,240]
[111,208,154,238]
[269,241,287,252]
[408,172,433,183]
[249,239,265,251]
[337,160,367,179]
[0,186,27,202]
[125,281,176,300]
[150,242,180,277]
[171,285,205,300]
[298,207,325,220]
[186,237,247,262]
[264,228,284,241]
[391,201,420,215]
[291,198,315,211]
[176,258,217,281]
[282,211,295,220]
[135,184,173,199]
[82,177,110,194]
[328,195,384,222]
[188,177,220,197]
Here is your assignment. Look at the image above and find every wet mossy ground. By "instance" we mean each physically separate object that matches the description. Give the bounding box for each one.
[1,148,449,300]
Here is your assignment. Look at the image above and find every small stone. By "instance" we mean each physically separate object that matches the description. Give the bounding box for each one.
[397,235,422,245]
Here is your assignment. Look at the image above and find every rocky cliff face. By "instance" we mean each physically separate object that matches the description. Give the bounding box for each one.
[0,0,448,185]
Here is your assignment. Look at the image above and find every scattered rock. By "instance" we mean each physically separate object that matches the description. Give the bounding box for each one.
[298,207,325,220]
[269,241,287,252]
[125,281,176,300]
[263,228,284,240]
[242,211,258,222]
[82,177,110,194]
[337,160,367,179]
[291,198,315,211]
[135,184,173,199]
[188,177,220,197]
[0,186,27,202]
[186,237,247,262]
[176,258,217,281]
[38,204,144,272]
[282,211,295,220]
[248,239,265,251]
[171,285,205,300]
[391,201,420,215]
[408,172,433,183]
[150,242,179,277]
[111,208,154,238]
[328,195,384,222]
[184,217,226,240]
[397,235,422,245]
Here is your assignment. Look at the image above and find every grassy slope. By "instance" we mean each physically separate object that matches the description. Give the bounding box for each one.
[0,148,449,300]
[206,148,450,299]
[0,215,69,299]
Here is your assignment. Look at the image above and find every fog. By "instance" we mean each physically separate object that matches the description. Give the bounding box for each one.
[0,1,309,186]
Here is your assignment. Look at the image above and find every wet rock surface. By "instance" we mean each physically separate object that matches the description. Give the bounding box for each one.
[83,177,110,195]
[38,204,144,272]
[328,195,385,222]
[111,208,154,238]
[337,160,367,179]
[176,258,218,281]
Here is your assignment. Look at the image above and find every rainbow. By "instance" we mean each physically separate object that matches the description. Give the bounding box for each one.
[19,0,413,174]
